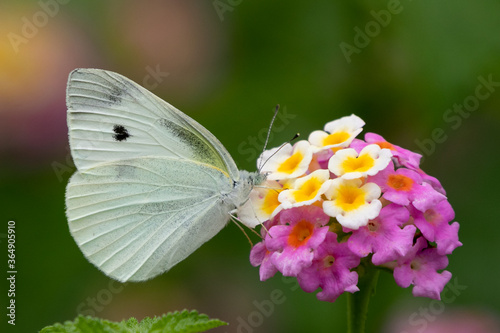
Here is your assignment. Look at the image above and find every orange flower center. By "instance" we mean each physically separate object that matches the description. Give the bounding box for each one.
[387,174,413,191]
[376,141,395,150]
[287,220,314,248]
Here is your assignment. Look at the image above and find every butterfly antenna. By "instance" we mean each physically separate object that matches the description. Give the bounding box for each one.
[258,132,300,173]
[231,218,254,247]
[262,105,280,153]
[259,221,271,238]
[258,105,280,170]
[229,210,263,245]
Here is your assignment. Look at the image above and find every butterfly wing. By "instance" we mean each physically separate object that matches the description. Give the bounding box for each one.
[66,157,234,282]
[66,68,239,179]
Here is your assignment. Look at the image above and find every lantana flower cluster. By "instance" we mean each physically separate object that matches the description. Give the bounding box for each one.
[238,115,461,302]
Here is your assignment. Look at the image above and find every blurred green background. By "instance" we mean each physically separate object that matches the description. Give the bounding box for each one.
[1,0,499,332]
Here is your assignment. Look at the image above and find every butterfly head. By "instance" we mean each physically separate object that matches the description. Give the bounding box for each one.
[231,170,266,207]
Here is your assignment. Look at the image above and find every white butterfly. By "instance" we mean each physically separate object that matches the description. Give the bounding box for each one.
[65,69,265,282]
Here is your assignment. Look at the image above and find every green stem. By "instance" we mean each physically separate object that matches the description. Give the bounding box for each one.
[347,262,380,333]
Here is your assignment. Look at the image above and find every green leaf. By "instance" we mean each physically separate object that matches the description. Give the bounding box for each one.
[40,310,227,333]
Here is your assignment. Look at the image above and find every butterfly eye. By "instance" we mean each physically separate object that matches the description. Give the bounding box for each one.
[112,125,130,142]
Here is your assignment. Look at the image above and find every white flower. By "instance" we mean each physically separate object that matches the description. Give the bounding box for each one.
[328,144,392,179]
[258,140,313,180]
[308,114,365,152]
[237,180,284,228]
[322,178,382,230]
[278,169,332,209]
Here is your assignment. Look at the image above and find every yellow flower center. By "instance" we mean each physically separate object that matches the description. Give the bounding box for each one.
[336,184,366,211]
[292,177,322,203]
[341,153,375,173]
[387,174,413,191]
[277,151,303,174]
[323,131,350,146]
[262,190,281,215]
[287,220,314,248]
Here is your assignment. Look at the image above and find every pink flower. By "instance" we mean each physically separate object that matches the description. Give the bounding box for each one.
[417,169,447,195]
[311,149,334,171]
[409,200,462,255]
[351,133,422,170]
[368,161,446,212]
[393,237,452,300]
[347,204,416,265]
[348,138,367,153]
[250,241,278,281]
[266,206,330,276]
[297,232,360,302]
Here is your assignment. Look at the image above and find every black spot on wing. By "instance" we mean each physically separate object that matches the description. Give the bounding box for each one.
[113,125,130,141]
